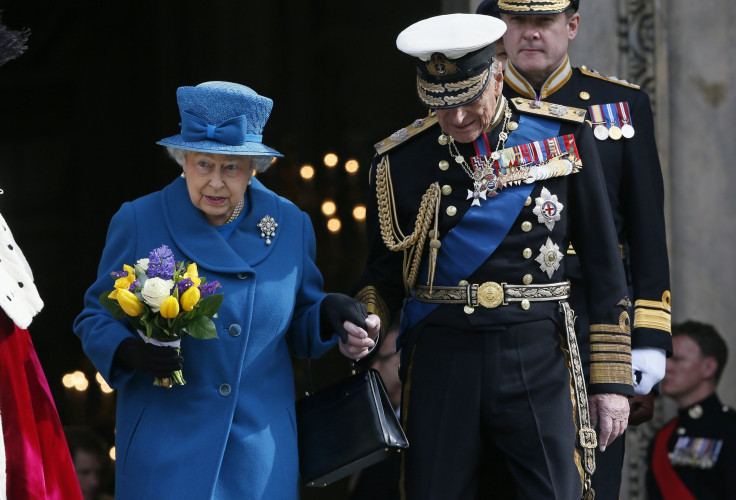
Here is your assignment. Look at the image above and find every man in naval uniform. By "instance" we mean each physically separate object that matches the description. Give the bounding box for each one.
[352,13,633,499]
[646,321,736,499]
[475,0,673,497]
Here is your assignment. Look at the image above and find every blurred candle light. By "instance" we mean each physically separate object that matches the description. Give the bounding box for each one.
[96,372,114,394]
[71,370,89,392]
[110,446,116,461]
[327,218,342,233]
[299,164,315,180]
[352,204,366,221]
[345,159,359,174]
[321,200,337,216]
[324,153,339,168]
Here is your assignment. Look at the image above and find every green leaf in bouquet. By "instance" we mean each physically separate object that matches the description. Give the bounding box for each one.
[185,315,219,339]
[194,293,224,318]
[99,292,128,319]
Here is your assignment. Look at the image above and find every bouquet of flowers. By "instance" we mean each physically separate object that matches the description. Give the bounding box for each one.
[99,244,223,387]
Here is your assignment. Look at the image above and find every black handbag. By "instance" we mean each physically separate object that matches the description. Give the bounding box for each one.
[296,363,409,487]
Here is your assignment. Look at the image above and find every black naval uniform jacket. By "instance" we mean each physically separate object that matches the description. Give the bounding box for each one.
[353,97,634,397]
[504,56,672,364]
[646,394,736,499]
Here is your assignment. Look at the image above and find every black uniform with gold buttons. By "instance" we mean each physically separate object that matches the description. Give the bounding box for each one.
[502,55,672,499]
[646,394,736,499]
[353,95,632,498]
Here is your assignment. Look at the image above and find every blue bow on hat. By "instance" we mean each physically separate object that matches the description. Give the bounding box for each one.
[157,81,282,157]
[179,111,262,146]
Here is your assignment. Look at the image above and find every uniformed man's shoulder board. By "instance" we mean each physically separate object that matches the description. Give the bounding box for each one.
[509,97,586,124]
[374,112,439,155]
[579,65,641,89]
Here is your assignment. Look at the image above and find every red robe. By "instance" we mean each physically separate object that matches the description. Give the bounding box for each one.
[0,310,83,499]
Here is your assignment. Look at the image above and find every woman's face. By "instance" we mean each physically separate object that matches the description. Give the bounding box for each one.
[183,152,253,226]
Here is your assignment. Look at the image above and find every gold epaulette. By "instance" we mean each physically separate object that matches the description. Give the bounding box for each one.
[374,111,439,156]
[509,97,586,124]
[579,65,641,89]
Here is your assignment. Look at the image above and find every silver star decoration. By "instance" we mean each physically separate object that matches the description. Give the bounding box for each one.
[257,215,278,245]
[532,187,564,230]
[535,237,564,278]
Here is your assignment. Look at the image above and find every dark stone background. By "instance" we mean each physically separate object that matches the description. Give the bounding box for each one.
[0,1,440,497]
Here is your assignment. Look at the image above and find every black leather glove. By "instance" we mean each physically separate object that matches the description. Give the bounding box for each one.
[115,337,183,378]
[320,293,368,343]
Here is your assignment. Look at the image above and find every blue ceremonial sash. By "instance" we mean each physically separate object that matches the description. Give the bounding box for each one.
[400,114,562,333]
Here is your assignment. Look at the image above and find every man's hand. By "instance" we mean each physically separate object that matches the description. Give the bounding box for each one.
[338,314,380,360]
[632,347,666,395]
[588,393,629,451]
[628,391,655,426]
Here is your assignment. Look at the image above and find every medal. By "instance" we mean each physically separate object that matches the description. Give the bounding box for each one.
[589,105,609,140]
[605,104,622,141]
[618,101,635,138]
[608,126,622,140]
[533,187,564,230]
[594,125,609,141]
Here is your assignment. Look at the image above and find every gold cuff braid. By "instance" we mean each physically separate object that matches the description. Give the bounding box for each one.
[355,286,391,338]
[589,311,633,386]
[634,291,672,334]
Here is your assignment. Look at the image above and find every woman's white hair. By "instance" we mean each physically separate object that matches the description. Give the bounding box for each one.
[165,147,274,172]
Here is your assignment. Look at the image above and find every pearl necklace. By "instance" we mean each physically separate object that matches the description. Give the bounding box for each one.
[441,96,513,207]
[226,197,245,224]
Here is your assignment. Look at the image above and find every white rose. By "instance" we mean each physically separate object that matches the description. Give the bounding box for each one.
[136,258,150,272]
[141,277,174,313]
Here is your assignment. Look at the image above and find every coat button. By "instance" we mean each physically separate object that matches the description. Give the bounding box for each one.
[236,272,249,280]
[522,274,533,285]
[524,196,532,207]
[219,383,231,396]
[521,299,531,310]
[521,221,532,232]
[523,248,532,259]
[229,324,242,337]
[442,185,453,196]
[439,160,449,171]
[446,206,457,216]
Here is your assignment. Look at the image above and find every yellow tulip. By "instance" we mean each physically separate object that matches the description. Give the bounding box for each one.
[117,289,144,317]
[160,295,180,319]
[123,264,137,283]
[186,263,198,277]
[180,286,201,311]
[108,289,118,299]
[114,277,131,291]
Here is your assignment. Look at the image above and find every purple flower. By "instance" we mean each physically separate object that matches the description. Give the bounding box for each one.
[147,245,176,280]
[128,280,140,292]
[199,281,222,297]
[177,277,194,295]
[111,270,129,279]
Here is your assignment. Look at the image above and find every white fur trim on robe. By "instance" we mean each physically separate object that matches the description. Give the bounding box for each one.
[0,212,43,329]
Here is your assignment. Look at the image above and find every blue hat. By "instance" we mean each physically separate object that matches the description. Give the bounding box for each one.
[157,81,283,157]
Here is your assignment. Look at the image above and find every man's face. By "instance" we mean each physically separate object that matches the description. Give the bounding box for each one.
[73,449,103,500]
[501,12,579,86]
[661,335,712,400]
[435,70,504,143]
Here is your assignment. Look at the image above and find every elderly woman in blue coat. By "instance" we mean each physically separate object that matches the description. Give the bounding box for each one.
[74,81,379,500]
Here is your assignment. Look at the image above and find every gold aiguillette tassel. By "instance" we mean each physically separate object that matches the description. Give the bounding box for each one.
[428,230,440,294]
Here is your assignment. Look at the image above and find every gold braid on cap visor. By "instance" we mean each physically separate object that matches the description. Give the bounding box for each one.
[417,68,489,108]
[498,0,572,12]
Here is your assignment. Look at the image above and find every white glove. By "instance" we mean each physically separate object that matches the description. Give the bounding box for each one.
[631,347,666,395]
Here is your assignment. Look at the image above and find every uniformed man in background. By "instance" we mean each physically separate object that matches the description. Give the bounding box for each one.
[353,13,632,499]
[475,0,673,497]
[646,321,736,499]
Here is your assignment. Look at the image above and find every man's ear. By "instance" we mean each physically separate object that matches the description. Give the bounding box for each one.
[701,356,718,381]
[493,69,504,96]
[568,12,580,41]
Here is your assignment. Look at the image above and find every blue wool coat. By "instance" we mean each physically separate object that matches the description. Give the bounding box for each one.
[74,176,336,499]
